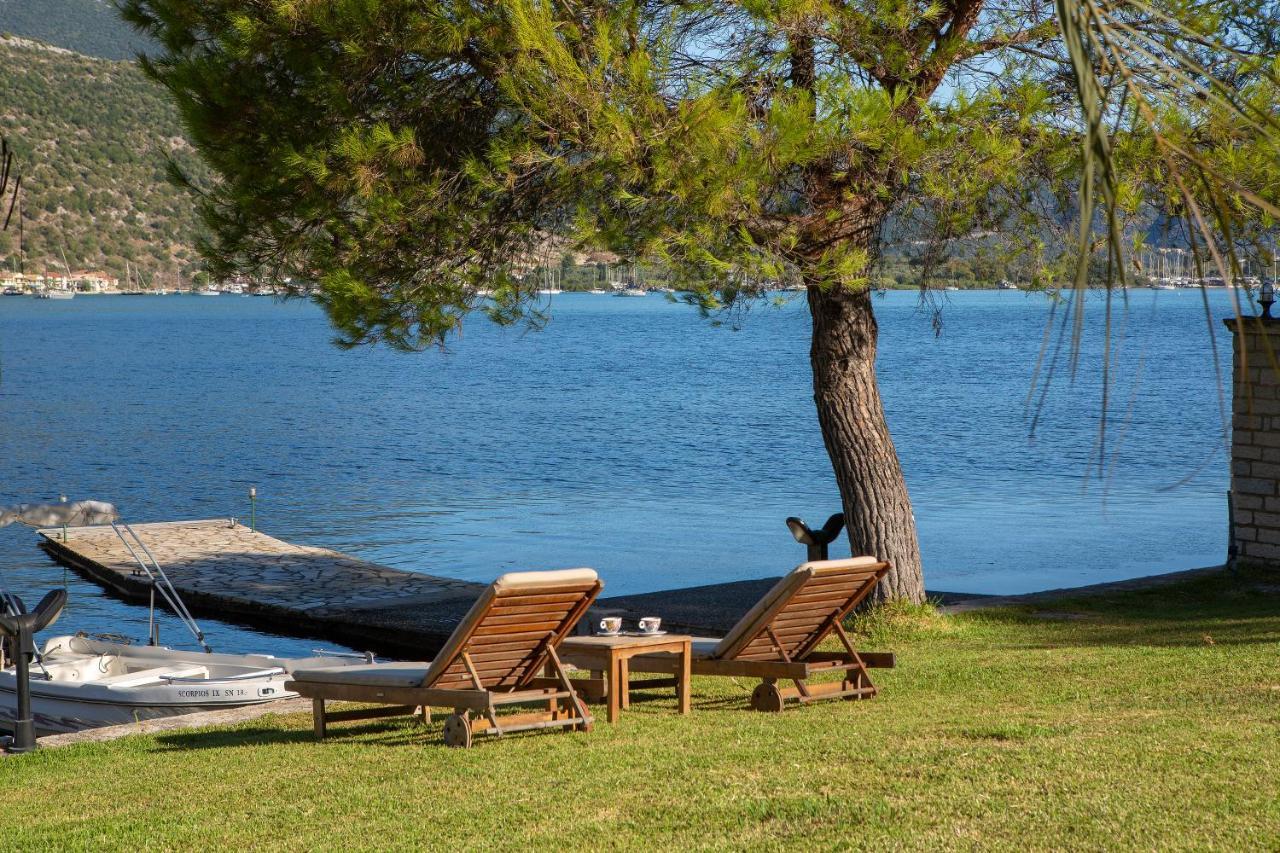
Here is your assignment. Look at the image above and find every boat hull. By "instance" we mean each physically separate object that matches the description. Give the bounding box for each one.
[0,635,360,736]
[0,688,284,736]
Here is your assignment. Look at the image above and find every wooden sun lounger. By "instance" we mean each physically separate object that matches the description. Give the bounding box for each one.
[627,557,895,711]
[286,568,602,747]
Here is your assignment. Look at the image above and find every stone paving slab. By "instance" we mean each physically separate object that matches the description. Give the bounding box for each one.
[37,519,485,655]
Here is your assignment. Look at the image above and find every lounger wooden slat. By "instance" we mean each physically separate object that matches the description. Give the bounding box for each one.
[474,611,582,627]
[467,630,563,647]
[488,591,593,608]
[287,568,602,747]
[771,611,845,629]
[463,640,556,657]
[470,619,569,636]
[465,648,542,665]
[741,625,824,645]
[788,582,878,604]
[627,557,894,711]
[488,599,593,615]
[797,569,878,584]
[771,600,851,617]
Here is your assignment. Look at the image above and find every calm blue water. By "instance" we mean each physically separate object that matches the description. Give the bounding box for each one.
[0,289,1235,654]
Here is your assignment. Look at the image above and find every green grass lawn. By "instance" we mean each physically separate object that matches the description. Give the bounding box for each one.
[3,567,1279,850]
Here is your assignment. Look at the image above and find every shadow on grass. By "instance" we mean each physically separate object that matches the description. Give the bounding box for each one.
[153,726,323,751]
[151,690,767,753]
[153,720,451,751]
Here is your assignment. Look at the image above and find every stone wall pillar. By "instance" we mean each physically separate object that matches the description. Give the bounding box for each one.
[1226,318,1280,566]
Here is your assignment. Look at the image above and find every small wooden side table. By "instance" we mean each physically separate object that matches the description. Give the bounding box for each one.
[559,633,692,723]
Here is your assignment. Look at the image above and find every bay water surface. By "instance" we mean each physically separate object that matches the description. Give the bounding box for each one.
[0,289,1235,654]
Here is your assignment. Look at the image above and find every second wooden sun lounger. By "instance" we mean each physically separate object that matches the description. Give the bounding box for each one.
[626,557,895,711]
[286,568,602,748]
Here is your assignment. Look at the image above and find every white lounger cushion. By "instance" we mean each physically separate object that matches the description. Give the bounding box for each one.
[492,568,599,592]
[711,557,884,660]
[290,661,431,688]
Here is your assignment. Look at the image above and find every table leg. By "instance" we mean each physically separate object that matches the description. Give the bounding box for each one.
[607,654,622,724]
[618,657,631,710]
[677,643,691,714]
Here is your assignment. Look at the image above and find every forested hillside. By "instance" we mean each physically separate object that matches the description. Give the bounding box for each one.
[0,0,150,60]
[0,36,205,283]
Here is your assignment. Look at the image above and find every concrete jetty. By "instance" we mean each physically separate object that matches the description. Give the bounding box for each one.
[37,519,486,657]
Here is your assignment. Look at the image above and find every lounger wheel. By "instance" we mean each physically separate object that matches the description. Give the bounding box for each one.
[442,712,473,748]
[750,682,785,713]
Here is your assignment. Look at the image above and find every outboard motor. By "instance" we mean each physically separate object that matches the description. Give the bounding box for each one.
[0,589,66,753]
[0,593,20,668]
[785,513,846,562]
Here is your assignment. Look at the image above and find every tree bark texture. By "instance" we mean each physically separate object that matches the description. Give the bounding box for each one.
[806,283,925,603]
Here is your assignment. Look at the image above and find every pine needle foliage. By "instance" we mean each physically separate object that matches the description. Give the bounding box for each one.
[118,0,1278,344]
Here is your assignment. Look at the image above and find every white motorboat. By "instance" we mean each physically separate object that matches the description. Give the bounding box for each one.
[0,502,368,739]
[0,634,364,735]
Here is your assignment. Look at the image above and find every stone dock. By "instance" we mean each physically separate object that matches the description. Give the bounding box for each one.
[38,519,488,657]
[36,518,785,656]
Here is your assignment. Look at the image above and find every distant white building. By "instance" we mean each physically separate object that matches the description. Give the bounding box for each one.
[0,271,49,291]
[0,269,119,292]
[69,270,119,292]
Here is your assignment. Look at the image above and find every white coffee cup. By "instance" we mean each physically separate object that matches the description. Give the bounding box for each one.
[599,617,622,634]
[638,616,662,634]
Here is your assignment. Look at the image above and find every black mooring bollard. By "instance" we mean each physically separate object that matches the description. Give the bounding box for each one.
[785,513,846,562]
[0,589,67,754]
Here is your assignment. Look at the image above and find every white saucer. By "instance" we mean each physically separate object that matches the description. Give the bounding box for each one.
[626,630,668,636]
[595,631,622,637]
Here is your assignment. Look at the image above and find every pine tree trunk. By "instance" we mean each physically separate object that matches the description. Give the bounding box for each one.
[806,283,925,603]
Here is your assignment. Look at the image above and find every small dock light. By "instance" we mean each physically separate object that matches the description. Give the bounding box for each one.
[1260,279,1275,321]
[59,494,67,542]
[249,486,257,532]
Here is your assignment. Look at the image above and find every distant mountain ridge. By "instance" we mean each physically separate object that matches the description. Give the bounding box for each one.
[0,0,151,60]
[0,34,206,283]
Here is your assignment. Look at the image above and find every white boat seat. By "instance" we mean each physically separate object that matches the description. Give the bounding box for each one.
[290,661,431,688]
[97,665,209,687]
